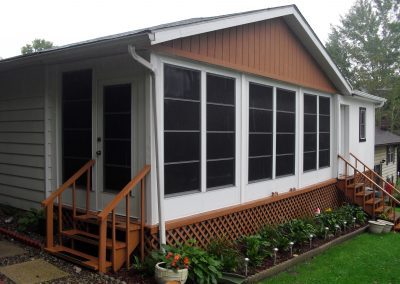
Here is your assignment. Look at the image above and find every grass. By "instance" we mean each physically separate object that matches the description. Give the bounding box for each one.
[261,233,400,284]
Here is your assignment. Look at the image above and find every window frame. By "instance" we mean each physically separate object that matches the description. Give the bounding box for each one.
[387,145,394,164]
[161,59,240,197]
[359,107,366,142]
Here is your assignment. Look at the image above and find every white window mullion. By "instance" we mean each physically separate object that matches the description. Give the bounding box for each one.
[272,87,277,180]
[201,70,207,193]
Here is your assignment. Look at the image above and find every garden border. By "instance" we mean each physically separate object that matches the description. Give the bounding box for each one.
[244,225,369,283]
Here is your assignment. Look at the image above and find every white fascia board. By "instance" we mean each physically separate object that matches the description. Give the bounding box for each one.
[352,90,387,106]
[150,6,296,45]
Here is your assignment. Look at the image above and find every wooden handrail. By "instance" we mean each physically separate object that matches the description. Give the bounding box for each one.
[350,152,400,196]
[338,155,400,205]
[97,165,151,220]
[42,160,95,207]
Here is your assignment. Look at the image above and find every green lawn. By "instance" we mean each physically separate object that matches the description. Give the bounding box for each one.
[261,233,400,284]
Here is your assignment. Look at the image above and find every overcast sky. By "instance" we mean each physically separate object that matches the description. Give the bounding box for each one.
[1,0,356,59]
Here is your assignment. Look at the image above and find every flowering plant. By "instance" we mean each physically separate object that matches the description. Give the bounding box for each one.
[162,251,190,271]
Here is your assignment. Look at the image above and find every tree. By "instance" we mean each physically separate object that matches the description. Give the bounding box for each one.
[21,39,54,55]
[326,0,400,132]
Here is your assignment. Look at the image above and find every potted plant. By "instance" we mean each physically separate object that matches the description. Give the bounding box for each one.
[155,251,189,284]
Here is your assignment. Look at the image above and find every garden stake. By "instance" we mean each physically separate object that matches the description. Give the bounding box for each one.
[289,242,294,257]
[244,258,249,276]
[324,227,329,240]
[343,221,347,231]
[273,248,278,265]
[335,224,341,235]
[353,217,356,228]
[309,234,313,248]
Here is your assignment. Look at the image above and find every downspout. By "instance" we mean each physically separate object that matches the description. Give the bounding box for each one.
[128,45,166,247]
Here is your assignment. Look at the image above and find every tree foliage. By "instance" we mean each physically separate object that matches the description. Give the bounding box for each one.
[326,0,400,132]
[21,39,54,55]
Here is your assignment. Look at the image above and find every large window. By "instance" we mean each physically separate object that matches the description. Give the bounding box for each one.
[319,97,330,168]
[303,95,317,171]
[163,64,236,195]
[206,74,235,189]
[276,88,296,177]
[164,64,201,195]
[303,94,330,171]
[248,83,273,182]
[359,107,366,142]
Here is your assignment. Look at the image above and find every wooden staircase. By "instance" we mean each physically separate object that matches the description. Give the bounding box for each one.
[338,153,400,230]
[41,161,150,272]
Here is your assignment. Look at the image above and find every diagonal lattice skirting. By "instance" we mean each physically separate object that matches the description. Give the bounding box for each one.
[145,179,346,251]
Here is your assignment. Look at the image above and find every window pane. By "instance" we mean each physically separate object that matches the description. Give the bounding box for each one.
[304,151,317,171]
[249,83,273,109]
[319,97,330,115]
[207,133,235,160]
[164,132,200,163]
[277,88,295,112]
[165,162,200,194]
[164,100,200,130]
[207,74,235,105]
[304,94,317,114]
[276,155,295,177]
[304,114,317,132]
[63,158,88,186]
[207,104,235,131]
[104,140,130,166]
[249,134,272,157]
[164,64,200,100]
[207,159,235,188]
[249,109,272,133]
[276,112,295,133]
[63,101,92,129]
[249,157,272,181]
[104,166,130,192]
[319,115,330,132]
[62,70,92,101]
[276,134,295,155]
[104,84,131,112]
[319,133,330,150]
[304,133,317,152]
[104,114,130,139]
[63,130,92,158]
[319,150,330,168]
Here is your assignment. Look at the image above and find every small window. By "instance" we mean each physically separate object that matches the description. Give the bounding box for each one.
[387,146,394,164]
[359,107,366,142]
[303,94,317,171]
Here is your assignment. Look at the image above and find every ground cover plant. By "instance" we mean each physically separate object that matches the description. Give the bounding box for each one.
[262,233,400,284]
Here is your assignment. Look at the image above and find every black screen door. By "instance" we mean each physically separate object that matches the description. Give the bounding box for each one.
[103,84,132,192]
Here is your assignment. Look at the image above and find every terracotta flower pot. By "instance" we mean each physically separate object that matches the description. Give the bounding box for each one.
[155,262,188,284]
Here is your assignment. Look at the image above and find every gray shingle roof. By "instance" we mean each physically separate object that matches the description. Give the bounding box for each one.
[375,127,400,146]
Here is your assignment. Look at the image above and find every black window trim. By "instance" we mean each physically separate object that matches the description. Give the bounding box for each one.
[359,107,366,142]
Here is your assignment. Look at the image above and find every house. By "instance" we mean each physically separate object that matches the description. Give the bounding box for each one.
[0,5,387,272]
[374,127,400,184]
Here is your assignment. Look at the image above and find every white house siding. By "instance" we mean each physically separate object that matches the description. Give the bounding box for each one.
[339,95,375,169]
[374,145,398,182]
[0,66,46,209]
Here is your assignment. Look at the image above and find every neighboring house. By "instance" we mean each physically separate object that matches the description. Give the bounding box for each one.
[374,127,400,184]
[0,5,386,269]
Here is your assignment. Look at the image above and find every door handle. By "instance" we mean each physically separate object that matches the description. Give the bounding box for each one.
[96,150,102,156]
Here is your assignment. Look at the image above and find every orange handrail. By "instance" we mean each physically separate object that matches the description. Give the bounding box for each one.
[339,155,400,204]
[42,160,95,207]
[350,152,400,196]
[97,164,150,272]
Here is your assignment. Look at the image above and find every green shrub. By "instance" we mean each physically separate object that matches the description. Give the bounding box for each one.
[353,206,367,224]
[277,219,316,245]
[259,224,289,251]
[207,237,240,273]
[17,208,45,233]
[240,234,271,267]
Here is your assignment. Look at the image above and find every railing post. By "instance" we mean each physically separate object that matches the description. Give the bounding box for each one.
[46,201,54,248]
[125,195,130,269]
[141,179,145,262]
[98,219,107,273]
[58,195,63,245]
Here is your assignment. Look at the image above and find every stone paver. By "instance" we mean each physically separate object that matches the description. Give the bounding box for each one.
[0,241,25,258]
[0,259,69,284]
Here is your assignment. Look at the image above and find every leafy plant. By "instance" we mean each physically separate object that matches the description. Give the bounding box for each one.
[240,234,271,267]
[207,237,240,272]
[17,208,45,233]
[259,224,289,251]
[353,206,367,224]
[277,219,316,245]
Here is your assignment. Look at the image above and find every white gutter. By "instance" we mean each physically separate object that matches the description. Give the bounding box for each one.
[128,45,166,247]
[352,90,386,108]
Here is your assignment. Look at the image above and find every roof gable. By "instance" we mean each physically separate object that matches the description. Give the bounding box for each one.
[153,17,337,94]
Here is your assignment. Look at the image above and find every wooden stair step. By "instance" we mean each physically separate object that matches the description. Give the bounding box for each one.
[365,198,383,205]
[356,190,374,197]
[394,223,400,231]
[348,183,364,189]
[62,229,126,249]
[45,245,112,271]
[374,206,386,214]
[74,214,141,231]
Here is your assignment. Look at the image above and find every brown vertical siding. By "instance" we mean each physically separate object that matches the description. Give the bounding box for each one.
[153,18,337,94]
